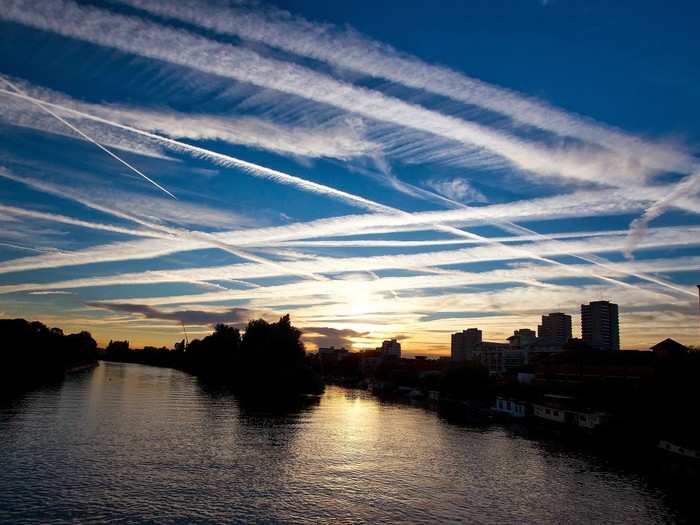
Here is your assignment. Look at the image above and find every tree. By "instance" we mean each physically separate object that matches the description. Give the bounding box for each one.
[241,314,305,367]
[1,319,98,394]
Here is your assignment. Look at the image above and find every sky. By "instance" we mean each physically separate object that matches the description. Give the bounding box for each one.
[0,0,699,354]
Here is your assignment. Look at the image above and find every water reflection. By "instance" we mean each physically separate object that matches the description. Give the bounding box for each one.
[0,362,696,524]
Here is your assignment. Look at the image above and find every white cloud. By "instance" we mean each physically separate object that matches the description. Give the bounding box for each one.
[0,81,379,161]
[2,0,689,189]
[123,0,695,177]
[424,177,487,203]
[3,228,698,300]
[626,169,700,257]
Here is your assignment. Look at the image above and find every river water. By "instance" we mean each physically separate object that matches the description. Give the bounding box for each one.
[0,361,695,524]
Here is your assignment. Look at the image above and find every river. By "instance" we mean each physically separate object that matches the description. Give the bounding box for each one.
[0,361,696,524]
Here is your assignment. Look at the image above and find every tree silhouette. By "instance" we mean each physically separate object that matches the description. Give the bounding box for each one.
[100,314,323,396]
[1,319,97,394]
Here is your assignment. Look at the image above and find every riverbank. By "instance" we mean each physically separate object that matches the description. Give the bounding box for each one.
[324,376,700,475]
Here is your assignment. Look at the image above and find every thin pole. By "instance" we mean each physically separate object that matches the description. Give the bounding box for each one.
[181,322,189,348]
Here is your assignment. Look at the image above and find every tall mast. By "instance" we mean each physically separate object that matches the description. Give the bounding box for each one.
[181,322,189,348]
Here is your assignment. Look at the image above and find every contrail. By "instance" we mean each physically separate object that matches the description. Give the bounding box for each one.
[0,76,176,199]
[0,88,690,297]
[375,169,698,297]
[625,168,700,258]
[0,168,327,282]
[122,0,692,176]
[0,201,165,239]
[0,241,59,254]
[0,0,667,188]
[0,88,393,214]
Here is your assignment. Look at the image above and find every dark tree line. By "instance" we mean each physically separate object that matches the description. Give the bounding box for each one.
[1,319,98,394]
[102,315,324,396]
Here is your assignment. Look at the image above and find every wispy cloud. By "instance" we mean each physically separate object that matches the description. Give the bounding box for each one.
[424,177,488,203]
[625,168,700,257]
[0,92,653,294]
[6,233,698,302]
[0,170,649,274]
[0,169,327,282]
[86,301,264,327]
[2,0,688,190]
[3,5,697,297]
[122,0,695,177]
[1,0,698,350]
[27,290,74,295]
[0,75,176,198]
[0,78,379,161]
[301,326,370,350]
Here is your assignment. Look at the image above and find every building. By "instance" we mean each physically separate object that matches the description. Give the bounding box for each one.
[538,313,572,345]
[507,328,537,349]
[534,350,654,387]
[451,328,482,362]
[658,440,700,460]
[472,341,510,373]
[377,339,401,358]
[527,336,566,363]
[581,300,620,351]
[651,338,689,359]
[532,395,609,430]
[532,404,608,429]
[492,397,529,418]
[452,328,531,372]
[503,350,526,370]
[317,346,349,361]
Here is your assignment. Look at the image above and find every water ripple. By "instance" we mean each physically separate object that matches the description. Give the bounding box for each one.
[0,362,692,524]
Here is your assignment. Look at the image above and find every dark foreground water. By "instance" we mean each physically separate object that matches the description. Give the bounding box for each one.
[0,362,696,524]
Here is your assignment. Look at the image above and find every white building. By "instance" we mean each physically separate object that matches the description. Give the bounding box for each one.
[492,397,529,418]
[532,402,608,429]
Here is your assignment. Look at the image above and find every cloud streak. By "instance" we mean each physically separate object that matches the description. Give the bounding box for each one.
[2,0,687,190]
[2,0,698,350]
[86,301,261,326]
[625,169,700,257]
[122,0,693,177]
[0,79,379,161]
[2,7,695,296]
[0,75,176,198]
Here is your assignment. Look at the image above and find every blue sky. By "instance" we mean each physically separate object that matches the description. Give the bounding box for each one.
[0,0,698,352]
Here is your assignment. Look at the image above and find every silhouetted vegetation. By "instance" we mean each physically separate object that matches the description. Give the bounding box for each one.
[102,315,324,396]
[1,318,97,394]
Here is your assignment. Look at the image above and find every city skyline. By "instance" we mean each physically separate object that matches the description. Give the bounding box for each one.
[1,0,699,353]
